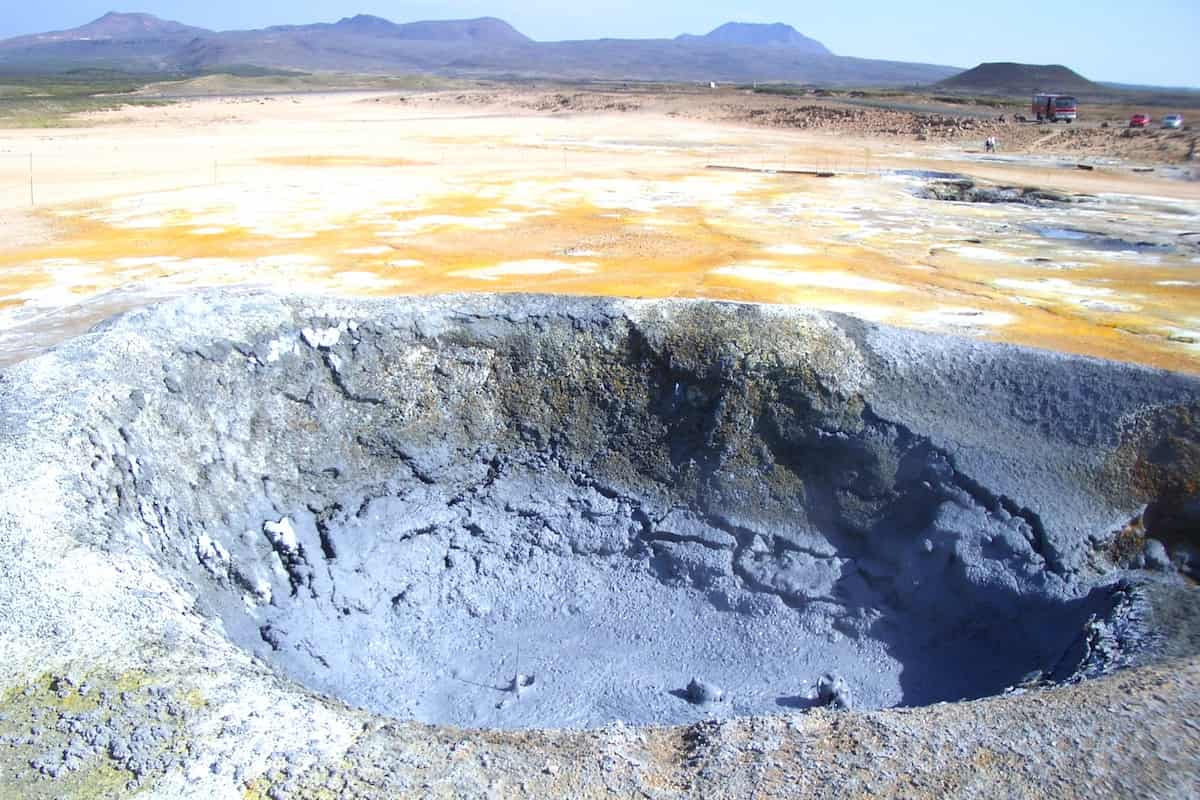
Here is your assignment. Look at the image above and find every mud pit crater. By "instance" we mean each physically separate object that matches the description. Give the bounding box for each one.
[62,292,1197,731]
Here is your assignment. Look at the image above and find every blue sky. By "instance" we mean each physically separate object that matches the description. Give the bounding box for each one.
[3,1,1197,86]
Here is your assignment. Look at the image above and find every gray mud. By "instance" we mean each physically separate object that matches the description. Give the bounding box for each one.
[914,178,1080,205]
[9,291,1191,734]
[1029,225,1178,253]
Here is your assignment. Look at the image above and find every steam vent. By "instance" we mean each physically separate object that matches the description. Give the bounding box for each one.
[2,291,1198,797]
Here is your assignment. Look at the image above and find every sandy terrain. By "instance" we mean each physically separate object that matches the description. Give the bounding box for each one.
[1,88,1198,371]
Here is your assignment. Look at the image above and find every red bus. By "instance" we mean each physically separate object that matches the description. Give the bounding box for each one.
[1033,94,1077,123]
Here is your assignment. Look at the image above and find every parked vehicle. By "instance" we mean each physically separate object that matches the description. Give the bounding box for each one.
[1129,114,1151,128]
[1032,93,1077,122]
[1161,114,1184,129]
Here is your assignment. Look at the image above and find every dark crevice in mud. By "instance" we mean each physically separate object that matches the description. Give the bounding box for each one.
[69,295,1199,730]
[949,470,1054,568]
[354,433,438,485]
[311,504,341,561]
[640,529,733,552]
[281,388,315,407]
[322,351,385,406]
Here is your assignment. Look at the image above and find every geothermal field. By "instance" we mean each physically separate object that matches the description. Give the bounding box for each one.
[1,83,1199,798]
[3,91,1200,371]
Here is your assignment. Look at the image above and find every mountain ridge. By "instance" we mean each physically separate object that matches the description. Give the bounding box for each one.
[676,22,831,55]
[2,11,210,45]
[0,12,956,86]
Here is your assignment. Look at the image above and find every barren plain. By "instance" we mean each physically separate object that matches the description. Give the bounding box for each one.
[2,86,1199,371]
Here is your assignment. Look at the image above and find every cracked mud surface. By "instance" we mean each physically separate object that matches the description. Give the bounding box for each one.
[1,291,1198,796]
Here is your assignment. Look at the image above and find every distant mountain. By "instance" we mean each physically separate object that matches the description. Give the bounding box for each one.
[677,22,831,56]
[936,62,1102,95]
[0,11,955,86]
[1098,80,1200,95]
[296,15,531,43]
[329,14,403,36]
[3,11,209,45]
[387,17,531,44]
[0,12,211,72]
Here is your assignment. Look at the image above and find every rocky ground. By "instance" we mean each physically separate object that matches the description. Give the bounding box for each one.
[407,88,1200,165]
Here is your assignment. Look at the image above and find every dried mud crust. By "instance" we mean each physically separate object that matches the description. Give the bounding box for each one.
[0,209,57,250]
[236,653,1200,800]
[0,291,1198,797]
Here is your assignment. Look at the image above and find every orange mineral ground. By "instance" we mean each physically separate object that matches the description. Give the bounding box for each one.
[1,91,1198,371]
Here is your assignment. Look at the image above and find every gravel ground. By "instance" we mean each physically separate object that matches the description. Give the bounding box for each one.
[410,89,1200,165]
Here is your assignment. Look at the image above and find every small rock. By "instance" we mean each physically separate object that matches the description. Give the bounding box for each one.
[1144,539,1172,571]
[685,677,726,705]
[816,673,853,710]
[264,518,299,555]
[301,326,341,349]
[509,673,535,696]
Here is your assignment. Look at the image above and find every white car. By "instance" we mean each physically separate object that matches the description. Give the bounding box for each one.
[1161,114,1184,129]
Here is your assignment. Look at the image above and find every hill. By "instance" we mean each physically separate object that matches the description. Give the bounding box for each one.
[0,13,955,86]
[1,12,209,45]
[676,22,831,55]
[327,15,403,36]
[936,62,1103,95]
[386,18,531,44]
[289,15,531,43]
[0,12,212,73]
